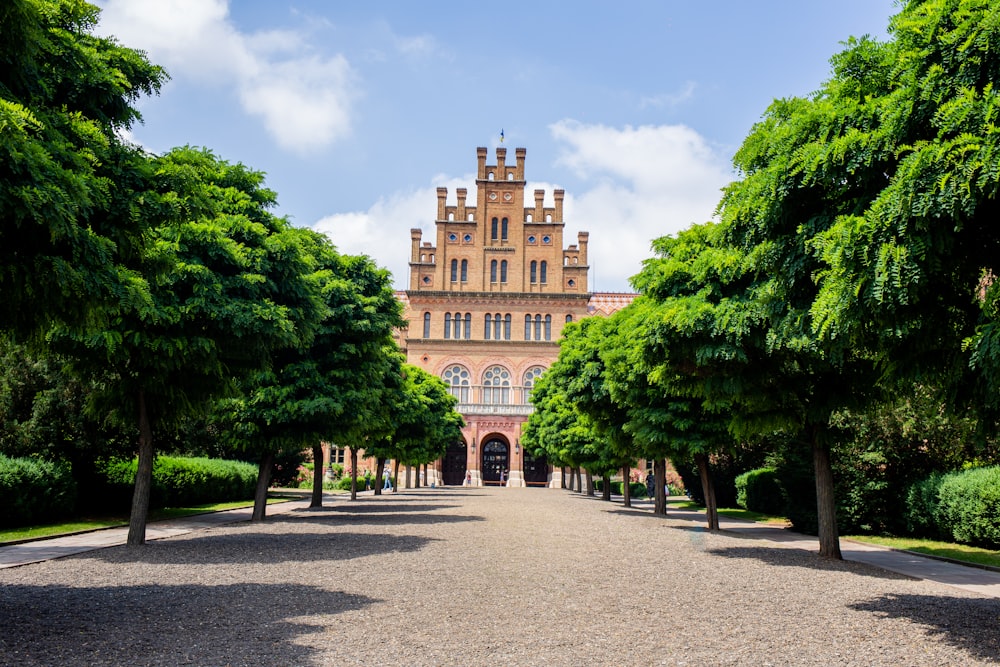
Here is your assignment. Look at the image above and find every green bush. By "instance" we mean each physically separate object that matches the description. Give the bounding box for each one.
[906,467,1000,549]
[735,467,786,515]
[0,454,77,527]
[99,456,257,509]
[591,479,646,497]
[936,466,1000,549]
[336,475,382,491]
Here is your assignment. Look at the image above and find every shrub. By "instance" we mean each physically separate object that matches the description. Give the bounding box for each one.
[99,456,257,509]
[591,479,646,497]
[905,473,946,539]
[0,454,77,527]
[936,466,1000,549]
[735,467,786,515]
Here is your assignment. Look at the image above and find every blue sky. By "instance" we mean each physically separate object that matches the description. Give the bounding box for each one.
[96,1,899,292]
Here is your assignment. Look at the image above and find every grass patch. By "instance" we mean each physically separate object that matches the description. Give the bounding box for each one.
[0,496,293,545]
[671,500,790,526]
[846,535,1000,570]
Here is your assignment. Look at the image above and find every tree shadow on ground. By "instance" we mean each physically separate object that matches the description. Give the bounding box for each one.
[704,543,915,581]
[320,502,459,514]
[283,511,486,529]
[84,530,436,566]
[0,582,374,666]
[849,593,1000,662]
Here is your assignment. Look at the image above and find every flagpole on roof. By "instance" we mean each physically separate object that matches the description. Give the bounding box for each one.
[500,128,504,143]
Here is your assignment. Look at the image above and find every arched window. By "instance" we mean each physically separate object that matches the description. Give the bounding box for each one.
[507,172,514,181]
[540,261,547,284]
[488,172,495,180]
[534,314,542,341]
[443,364,470,403]
[504,314,511,340]
[423,312,431,338]
[450,259,458,282]
[522,366,545,404]
[526,214,533,223]
[484,314,492,340]
[500,260,508,283]
[460,259,468,282]
[448,212,454,220]
[452,312,462,339]
[482,365,511,404]
[530,260,537,283]
[491,217,498,240]
[524,314,532,340]
[493,313,502,341]
[501,217,508,241]
[545,314,552,341]
[490,260,498,283]
[566,314,573,324]
[444,313,452,339]
[464,313,472,340]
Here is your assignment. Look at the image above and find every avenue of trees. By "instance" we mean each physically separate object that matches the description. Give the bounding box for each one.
[0,0,463,544]
[525,0,1000,558]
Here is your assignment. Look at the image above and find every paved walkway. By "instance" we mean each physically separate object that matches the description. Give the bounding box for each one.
[3,491,1000,599]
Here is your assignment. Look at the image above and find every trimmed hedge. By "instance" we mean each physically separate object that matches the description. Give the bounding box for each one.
[735,467,786,515]
[0,454,77,527]
[100,456,257,509]
[906,467,1000,549]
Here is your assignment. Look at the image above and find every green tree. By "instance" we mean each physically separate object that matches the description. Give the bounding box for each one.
[808,1,1000,426]
[0,0,166,335]
[55,147,323,545]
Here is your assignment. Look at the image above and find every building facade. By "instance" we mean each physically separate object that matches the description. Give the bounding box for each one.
[395,146,633,488]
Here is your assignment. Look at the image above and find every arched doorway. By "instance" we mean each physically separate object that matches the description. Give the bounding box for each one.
[481,438,509,485]
[442,441,467,486]
[523,450,549,486]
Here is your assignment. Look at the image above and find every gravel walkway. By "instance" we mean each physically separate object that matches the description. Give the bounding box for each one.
[2,487,999,666]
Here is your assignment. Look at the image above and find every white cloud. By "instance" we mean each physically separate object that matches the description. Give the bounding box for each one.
[550,120,733,292]
[640,81,698,110]
[310,176,474,289]
[96,0,356,154]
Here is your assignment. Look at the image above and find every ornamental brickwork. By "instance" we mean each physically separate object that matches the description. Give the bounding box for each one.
[395,146,634,488]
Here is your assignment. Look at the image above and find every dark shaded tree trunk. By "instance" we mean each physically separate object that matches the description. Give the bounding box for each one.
[405,464,412,488]
[602,473,611,501]
[621,465,631,508]
[654,458,667,515]
[252,450,274,521]
[575,467,583,493]
[561,467,567,489]
[374,456,386,496]
[350,449,358,501]
[393,459,400,492]
[812,427,842,559]
[695,452,719,531]
[585,470,594,496]
[127,388,154,546]
[310,443,324,508]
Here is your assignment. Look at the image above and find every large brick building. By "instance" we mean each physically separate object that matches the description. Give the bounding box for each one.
[395,146,634,487]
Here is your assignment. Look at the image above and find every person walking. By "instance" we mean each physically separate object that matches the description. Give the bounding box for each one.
[382,467,392,491]
[645,470,655,500]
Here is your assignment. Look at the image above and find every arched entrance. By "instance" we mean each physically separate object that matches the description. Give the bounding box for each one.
[523,450,549,486]
[481,438,509,485]
[442,441,467,486]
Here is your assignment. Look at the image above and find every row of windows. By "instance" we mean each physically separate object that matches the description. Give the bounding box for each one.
[442,364,546,404]
[422,313,573,341]
[448,259,547,284]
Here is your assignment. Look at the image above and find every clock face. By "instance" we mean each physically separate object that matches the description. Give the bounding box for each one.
[503,192,512,202]
[488,192,498,201]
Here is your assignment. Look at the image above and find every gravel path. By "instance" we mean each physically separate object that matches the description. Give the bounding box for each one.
[2,487,999,666]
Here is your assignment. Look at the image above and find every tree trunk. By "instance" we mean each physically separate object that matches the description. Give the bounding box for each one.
[127,388,154,546]
[393,459,400,492]
[405,464,412,489]
[561,467,567,489]
[812,428,842,559]
[350,449,358,501]
[695,452,719,531]
[621,465,631,508]
[252,450,274,521]
[602,473,611,501]
[374,457,386,496]
[575,467,583,493]
[310,443,324,508]
[654,458,667,515]
[585,470,594,497]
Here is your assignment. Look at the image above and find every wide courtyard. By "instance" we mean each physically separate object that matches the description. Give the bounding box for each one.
[2,487,999,665]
